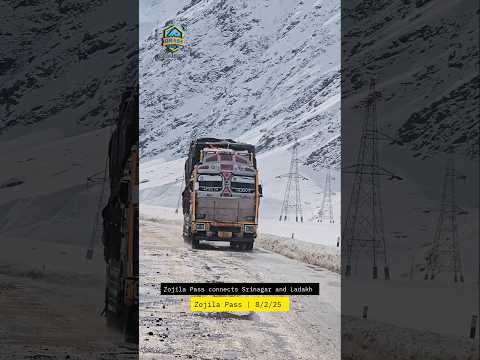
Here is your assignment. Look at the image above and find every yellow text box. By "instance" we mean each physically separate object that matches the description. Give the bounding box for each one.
[190,296,290,312]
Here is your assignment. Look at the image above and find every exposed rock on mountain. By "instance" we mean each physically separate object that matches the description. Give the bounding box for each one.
[140,0,340,170]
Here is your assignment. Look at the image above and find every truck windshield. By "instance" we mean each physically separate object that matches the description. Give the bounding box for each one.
[219,153,233,161]
[230,175,256,194]
[198,174,222,192]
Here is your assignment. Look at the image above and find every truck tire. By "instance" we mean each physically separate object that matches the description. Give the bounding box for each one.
[123,305,139,343]
[246,241,254,251]
[105,262,123,329]
[191,235,199,249]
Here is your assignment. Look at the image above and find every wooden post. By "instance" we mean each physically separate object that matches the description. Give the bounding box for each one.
[362,305,368,319]
[470,315,477,339]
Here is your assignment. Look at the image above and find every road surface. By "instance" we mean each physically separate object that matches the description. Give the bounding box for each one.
[139,217,340,360]
[0,237,136,359]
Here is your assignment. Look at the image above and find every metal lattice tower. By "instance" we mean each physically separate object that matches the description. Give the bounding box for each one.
[342,79,401,280]
[279,140,304,223]
[318,167,334,223]
[175,175,184,214]
[424,152,465,282]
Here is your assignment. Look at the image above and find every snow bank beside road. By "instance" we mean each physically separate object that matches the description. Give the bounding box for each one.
[140,205,340,272]
[342,315,479,359]
[257,233,340,273]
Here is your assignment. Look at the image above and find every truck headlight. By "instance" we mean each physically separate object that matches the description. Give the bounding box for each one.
[196,223,206,231]
[244,225,255,233]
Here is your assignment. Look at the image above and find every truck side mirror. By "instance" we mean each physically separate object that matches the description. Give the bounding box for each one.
[258,184,263,197]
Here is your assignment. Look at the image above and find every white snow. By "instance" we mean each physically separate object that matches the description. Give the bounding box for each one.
[139,0,341,168]
[139,145,341,247]
[140,0,191,41]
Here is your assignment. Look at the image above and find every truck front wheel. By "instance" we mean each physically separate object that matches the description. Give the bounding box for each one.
[123,305,138,343]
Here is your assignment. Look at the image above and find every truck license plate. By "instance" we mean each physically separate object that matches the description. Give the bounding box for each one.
[218,231,232,239]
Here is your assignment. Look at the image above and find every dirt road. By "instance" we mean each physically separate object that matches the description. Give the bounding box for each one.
[139,217,340,360]
[0,238,136,359]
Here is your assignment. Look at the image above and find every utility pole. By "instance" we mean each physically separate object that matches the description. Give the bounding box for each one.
[318,167,334,223]
[424,151,465,282]
[279,140,304,222]
[342,79,401,280]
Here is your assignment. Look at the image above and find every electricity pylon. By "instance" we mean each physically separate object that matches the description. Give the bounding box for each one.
[175,177,185,214]
[279,140,305,222]
[342,79,401,280]
[424,151,465,282]
[175,175,184,214]
[318,167,334,223]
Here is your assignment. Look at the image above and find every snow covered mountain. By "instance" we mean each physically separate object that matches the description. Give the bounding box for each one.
[139,0,340,169]
[1,0,137,140]
[139,0,341,244]
[0,0,136,245]
[342,0,478,162]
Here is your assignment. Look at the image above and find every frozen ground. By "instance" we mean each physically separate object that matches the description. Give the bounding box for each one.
[256,234,340,274]
[342,315,479,360]
[139,217,340,360]
[0,128,135,358]
[141,204,340,273]
[0,237,133,359]
[342,275,479,341]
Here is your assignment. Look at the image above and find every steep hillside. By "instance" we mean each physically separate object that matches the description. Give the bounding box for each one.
[0,0,137,233]
[342,0,478,161]
[0,0,137,140]
[140,0,340,169]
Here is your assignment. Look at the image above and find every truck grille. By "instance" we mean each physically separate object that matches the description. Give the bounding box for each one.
[196,197,255,222]
[210,225,241,233]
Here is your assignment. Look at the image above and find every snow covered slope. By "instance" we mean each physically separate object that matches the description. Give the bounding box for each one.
[341,0,479,279]
[0,0,136,239]
[342,0,478,162]
[140,0,191,41]
[139,0,341,245]
[1,0,137,140]
[140,0,340,167]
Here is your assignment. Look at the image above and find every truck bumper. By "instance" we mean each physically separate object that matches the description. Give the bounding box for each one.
[194,232,256,242]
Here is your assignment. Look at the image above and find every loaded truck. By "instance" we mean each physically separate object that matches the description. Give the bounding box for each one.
[101,85,139,342]
[182,138,262,250]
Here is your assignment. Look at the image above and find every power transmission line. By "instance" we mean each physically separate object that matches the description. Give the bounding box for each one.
[342,79,402,280]
[424,150,465,282]
[279,140,305,223]
[318,166,334,223]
